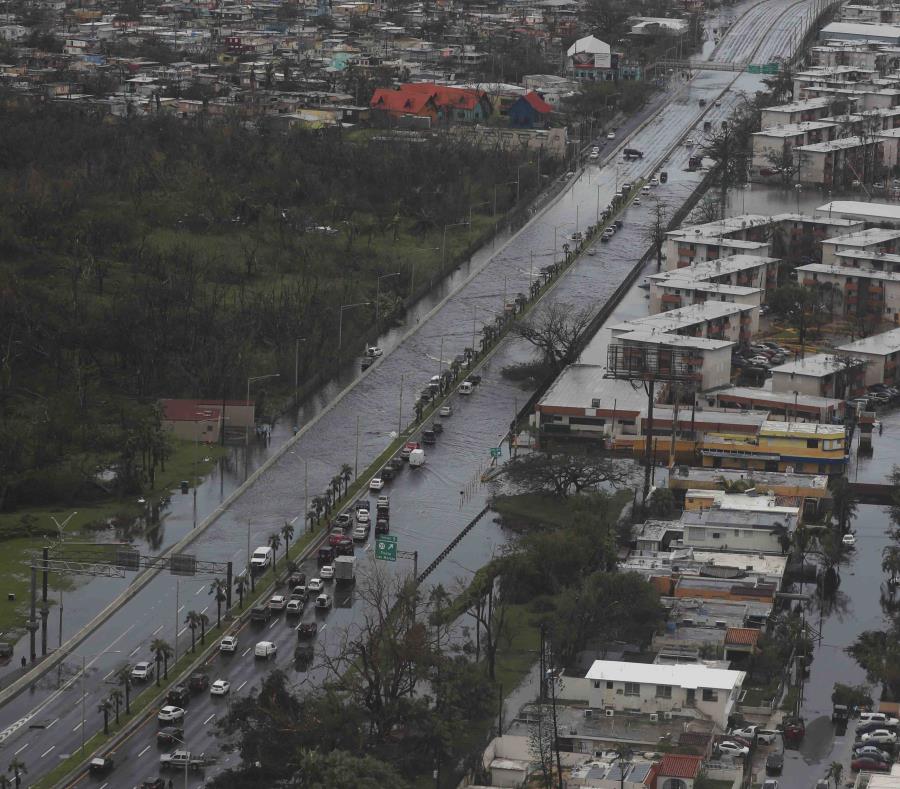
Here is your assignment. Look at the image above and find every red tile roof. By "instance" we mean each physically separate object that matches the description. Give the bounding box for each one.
[725,626,761,646]
[657,754,703,779]
[370,83,487,114]
[370,87,437,115]
[160,399,222,422]
[524,91,552,114]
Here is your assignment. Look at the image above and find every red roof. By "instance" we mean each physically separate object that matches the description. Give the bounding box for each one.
[160,399,223,422]
[524,91,552,114]
[370,87,436,115]
[725,627,760,646]
[657,754,703,780]
[370,83,487,114]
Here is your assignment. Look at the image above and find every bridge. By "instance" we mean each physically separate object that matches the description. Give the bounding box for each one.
[644,59,781,76]
[849,481,894,504]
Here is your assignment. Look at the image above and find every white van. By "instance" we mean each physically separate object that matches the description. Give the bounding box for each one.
[250,546,273,571]
[254,641,277,659]
[459,381,474,395]
[409,448,425,467]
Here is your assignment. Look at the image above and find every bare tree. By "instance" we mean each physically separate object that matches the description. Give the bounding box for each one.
[512,302,593,373]
[645,199,669,271]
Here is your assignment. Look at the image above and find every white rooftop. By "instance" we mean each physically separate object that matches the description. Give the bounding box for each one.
[612,300,751,334]
[764,97,835,112]
[615,331,734,350]
[799,135,877,153]
[754,121,837,137]
[584,660,744,691]
[770,352,851,378]
[838,326,900,356]
[824,228,900,248]
[817,201,900,222]
[798,262,900,282]
[537,364,646,412]
[821,21,900,39]
[650,255,778,283]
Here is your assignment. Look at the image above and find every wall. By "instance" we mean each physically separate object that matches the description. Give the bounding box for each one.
[682,523,783,554]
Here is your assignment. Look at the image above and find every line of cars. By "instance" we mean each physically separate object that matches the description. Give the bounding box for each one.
[849,712,900,773]
[849,382,900,413]
[732,341,791,375]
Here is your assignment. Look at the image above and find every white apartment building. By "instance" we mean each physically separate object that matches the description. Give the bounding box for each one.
[610,300,758,344]
[649,279,763,315]
[798,262,900,324]
[796,136,884,186]
[557,661,745,729]
[821,227,900,264]
[761,97,843,127]
[611,332,735,390]
[771,352,868,398]
[837,326,900,386]
[751,121,838,171]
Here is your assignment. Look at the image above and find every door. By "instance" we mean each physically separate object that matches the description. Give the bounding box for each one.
[686,689,696,707]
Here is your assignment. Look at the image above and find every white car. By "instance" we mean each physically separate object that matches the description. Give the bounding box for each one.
[641,185,651,195]
[158,705,185,724]
[718,741,749,758]
[369,477,384,491]
[315,593,332,609]
[307,578,324,593]
[320,565,334,580]
[352,524,369,541]
[842,533,856,546]
[633,198,641,205]
[249,546,273,571]
[377,495,390,508]
[729,724,758,740]
[254,641,277,659]
[649,177,659,187]
[365,345,383,358]
[131,661,154,681]
[356,509,370,524]
[861,729,897,744]
[685,137,695,146]
[439,404,453,417]
[268,594,286,611]
[286,598,304,615]
[210,679,230,696]
[607,131,616,139]
[860,712,900,726]
[219,636,238,654]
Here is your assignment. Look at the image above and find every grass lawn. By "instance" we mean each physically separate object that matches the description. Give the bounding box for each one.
[491,490,632,530]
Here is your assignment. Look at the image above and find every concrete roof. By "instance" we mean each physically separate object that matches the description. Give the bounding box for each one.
[615,331,734,350]
[754,120,837,137]
[714,385,843,409]
[770,351,858,377]
[760,420,846,438]
[821,21,900,38]
[611,300,750,335]
[537,364,646,411]
[838,326,900,356]
[650,255,778,284]
[824,227,900,247]
[584,659,744,690]
[798,261,900,282]
[799,135,877,152]
[817,200,900,221]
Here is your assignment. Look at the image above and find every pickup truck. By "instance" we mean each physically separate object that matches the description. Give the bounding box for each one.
[159,750,215,772]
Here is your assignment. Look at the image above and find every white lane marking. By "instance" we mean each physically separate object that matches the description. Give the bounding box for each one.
[177,605,185,614]
[237,681,247,692]
[46,718,58,729]
[129,647,140,657]
[153,625,164,635]
[200,606,208,614]
[195,587,204,596]
[203,714,215,725]
[14,743,28,755]
[40,745,55,758]
[103,670,115,681]
[241,647,251,657]
[268,620,278,630]
[72,722,82,732]
[178,627,188,637]
[138,745,151,757]
[289,515,298,524]
[100,783,109,789]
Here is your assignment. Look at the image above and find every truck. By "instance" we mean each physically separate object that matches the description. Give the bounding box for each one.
[334,555,356,584]
[159,750,215,772]
[409,448,425,467]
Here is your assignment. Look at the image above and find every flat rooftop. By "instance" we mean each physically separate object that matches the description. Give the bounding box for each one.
[799,135,878,152]
[680,507,794,529]
[834,248,900,264]
[838,326,900,356]
[817,200,900,222]
[612,301,750,334]
[824,227,900,248]
[763,97,836,112]
[650,255,778,283]
[760,419,846,438]
[714,385,843,409]
[584,659,744,690]
[821,21,900,38]
[615,331,735,350]
[770,351,855,377]
[537,364,646,412]
[669,465,829,490]
[797,262,900,282]
[646,407,769,429]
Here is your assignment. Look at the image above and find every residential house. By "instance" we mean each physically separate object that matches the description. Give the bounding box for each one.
[507,91,552,128]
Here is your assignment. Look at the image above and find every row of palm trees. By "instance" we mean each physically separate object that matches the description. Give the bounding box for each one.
[0,759,26,789]
[305,464,354,531]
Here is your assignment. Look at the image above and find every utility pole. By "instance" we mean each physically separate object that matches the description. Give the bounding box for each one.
[398,374,405,436]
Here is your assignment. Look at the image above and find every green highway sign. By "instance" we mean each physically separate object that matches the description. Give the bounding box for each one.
[375,535,397,561]
[490,447,502,459]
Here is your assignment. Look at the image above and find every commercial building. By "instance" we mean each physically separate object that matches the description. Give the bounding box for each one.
[820,21,900,47]
[837,326,900,386]
[706,386,844,422]
[557,660,745,729]
[679,504,797,554]
[770,352,868,398]
[159,398,254,442]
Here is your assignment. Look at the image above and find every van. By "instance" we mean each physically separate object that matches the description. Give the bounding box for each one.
[459,381,474,395]
[409,448,425,467]
[249,546,273,571]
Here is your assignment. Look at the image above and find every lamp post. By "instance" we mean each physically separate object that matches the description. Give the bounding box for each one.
[294,338,307,394]
[245,373,280,479]
[398,373,405,436]
[76,649,122,753]
[338,301,371,351]
[441,221,469,273]
[794,182,802,214]
[406,247,439,295]
[375,272,401,332]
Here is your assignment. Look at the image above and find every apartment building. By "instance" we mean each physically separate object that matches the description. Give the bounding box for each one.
[679,502,798,554]
[610,332,735,390]
[651,254,779,297]
[751,121,838,171]
[610,300,759,344]
[650,280,763,316]
[816,200,900,227]
[771,352,868,398]
[821,227,900,264]
[760,97,843,127]
[797,262,900,324]
[796,135,884,186]
[837,326,900,386]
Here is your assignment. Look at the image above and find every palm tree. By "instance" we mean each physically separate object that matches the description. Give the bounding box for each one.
[199,612,210,645]
[267,533,281,572]
[826,760,843,787]
[280,521,294,565]
[150,638,172,684]
[830,477,858,532]
[306,509,317,533]
[7,758,26,789]
[0,773,11,789]
[185,610,200,653]
[209,578,227,628]
[311,495,325,522]
[883,546,900,586]
[108,688,124,726]
[340,463,353,495]
[114,665,132,715]
[98,697,113,735]
[234,573,249,609]
[330,475,342,502]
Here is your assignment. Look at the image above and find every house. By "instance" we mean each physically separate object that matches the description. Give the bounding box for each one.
[653,754,704,789]
[556,660,746,729]
[507,91,552,128]
[369,83,492,126]
[160,398,255,442]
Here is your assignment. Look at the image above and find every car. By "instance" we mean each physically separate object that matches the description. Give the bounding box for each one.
[685,138,694,146]
[156,726,183,747]
[614,220,624,229]
[89,756,114,775]
[852,745,892,761]
[815,781,829,789]
[718,741,749,758]
[762,781,778,789]
[601,231,613,242]
[296,621,318,639]
[188,673,209,693]
[307,577,324,593]
[157,706,185,725]
[431,421,444,434]
[377,494,389,508]
[268,594,287,611]
[842,533,856,546]
[356,508,370,524]
[318,564,334,581]
[633,197,641,205]
[315,593,332,609]
[219,636,238,654]
[210,679,230,696]
[286,598,304,615]
[287,572,306,588]
[729,724,758,739]
[131,661,155,681]
[334,512,351,528]
[329,528,349,546]
[353,524,369,541]
[249,546,273,571]
[607,131,616,139]
[291,580,308,598]
[861,729,897,744]
[858,720,893,735]
[439,404,453,417]
[254,641,277,659]
[765,751,784,775]
[141,781,166,789]
[334,541,354,557]
[756,729,780,745]
[369,477,384,491]
[852,756,892,772]
[376,518,390,534]
[167,686,189,707]
[641,185,651,195]
[365,345,382,358]
[649,177,659,187]
[589,151,600,161]
[862,712,900,726]
[622,182,632,192]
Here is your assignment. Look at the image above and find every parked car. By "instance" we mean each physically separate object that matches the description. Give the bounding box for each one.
[718,741,749,758]
[756,729,780,745]
[729,725,758,739]
[157,706,185,725]
[852,756,892,772]
[858,721,892,735]
[861,729,897,745]
[852,744,892,762]
[210,679,230,696]
[765,752,784,775]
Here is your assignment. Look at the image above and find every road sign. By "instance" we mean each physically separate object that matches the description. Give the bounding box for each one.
[375,535,397,562]
[490,447,501,459]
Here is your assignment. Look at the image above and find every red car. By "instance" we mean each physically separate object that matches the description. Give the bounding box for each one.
[328,529,350,547]
[852,756,891,772]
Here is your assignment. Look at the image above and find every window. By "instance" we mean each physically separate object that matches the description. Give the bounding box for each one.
[656,685,672,699]
[624,683,640,697]
[607,681,613,689]
[807,439,819,448]
[733,529,740,536]
[712,532,721,539]
[701,688,718,702]
[593,680,601,688]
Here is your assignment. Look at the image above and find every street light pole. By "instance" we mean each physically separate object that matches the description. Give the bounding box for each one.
[338,301,371,351]
[441,222,469,273]
[294,337,307,394]
[375,272,401,332]
[398,374,404,436]
[245,373,280,479]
